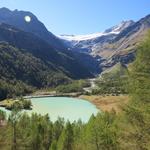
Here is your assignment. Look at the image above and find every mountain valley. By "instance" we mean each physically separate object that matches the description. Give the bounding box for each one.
[0,7,150,99]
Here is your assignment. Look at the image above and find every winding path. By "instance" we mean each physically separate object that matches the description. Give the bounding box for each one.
[83,78,97,92]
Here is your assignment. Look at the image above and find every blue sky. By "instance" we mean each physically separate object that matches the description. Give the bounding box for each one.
[0,0,149,35]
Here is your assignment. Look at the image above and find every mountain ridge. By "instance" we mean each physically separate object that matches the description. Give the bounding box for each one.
[0,7,66,50]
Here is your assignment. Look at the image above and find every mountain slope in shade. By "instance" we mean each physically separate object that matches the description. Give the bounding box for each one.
[0,7,101,75]
[0,7,66,50]
[0,23,96,85]
[0,42,70,88]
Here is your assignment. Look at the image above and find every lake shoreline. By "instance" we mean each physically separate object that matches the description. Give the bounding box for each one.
[1,91,129,113]
[0,96,99,123]
[24,93,129,112]
[24,92,82,99]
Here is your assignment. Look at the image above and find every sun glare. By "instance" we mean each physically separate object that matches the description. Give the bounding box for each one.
[24,16,31,23]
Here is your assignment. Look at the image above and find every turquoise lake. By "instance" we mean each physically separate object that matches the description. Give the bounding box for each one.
[0,97,99,122]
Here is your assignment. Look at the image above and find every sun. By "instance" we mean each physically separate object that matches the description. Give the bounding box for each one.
[24,16,31,23]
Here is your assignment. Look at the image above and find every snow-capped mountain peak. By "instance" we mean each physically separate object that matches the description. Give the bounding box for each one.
[58,20,134,42]
[104,20,134,34]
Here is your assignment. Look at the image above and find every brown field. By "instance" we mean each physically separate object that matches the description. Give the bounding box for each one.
[79,95,129,113]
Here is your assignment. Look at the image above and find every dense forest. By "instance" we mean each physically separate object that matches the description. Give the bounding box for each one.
[56,80,90,93]
[0,42,71,100]
[0,32,150,150]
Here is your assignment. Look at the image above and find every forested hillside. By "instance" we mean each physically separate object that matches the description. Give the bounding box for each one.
[0,23,94,79]
[0,42,71,99]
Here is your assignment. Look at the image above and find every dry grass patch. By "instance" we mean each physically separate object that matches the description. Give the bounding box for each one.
[79,95,129,113]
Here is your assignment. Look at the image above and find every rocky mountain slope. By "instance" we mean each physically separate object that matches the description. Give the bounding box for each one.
[59,15,150,70]
[59,20,134,53]
[99,14,150,69]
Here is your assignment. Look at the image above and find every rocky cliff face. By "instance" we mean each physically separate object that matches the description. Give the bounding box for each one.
[99,14,150,69]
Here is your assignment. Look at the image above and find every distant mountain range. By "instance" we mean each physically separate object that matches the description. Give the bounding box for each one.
[0,7,150,90]
[59,15,150,69]
[59,20,134,41]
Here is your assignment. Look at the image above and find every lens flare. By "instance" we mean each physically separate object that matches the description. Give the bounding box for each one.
[24,16,31,22]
